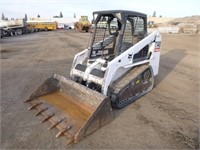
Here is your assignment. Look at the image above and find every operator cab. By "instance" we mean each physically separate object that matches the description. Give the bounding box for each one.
[71,10,156,93]
[88,10,148,62]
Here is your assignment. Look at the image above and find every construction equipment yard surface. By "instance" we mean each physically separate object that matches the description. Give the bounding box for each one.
[1,30,199,149]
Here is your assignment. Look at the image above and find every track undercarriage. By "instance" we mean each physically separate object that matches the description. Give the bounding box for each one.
[110,64,154,108]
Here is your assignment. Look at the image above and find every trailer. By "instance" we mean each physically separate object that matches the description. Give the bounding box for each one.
[0,19,32,37]
[0,28,5,38]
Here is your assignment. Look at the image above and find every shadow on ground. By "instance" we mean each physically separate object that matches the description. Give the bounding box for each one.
[114,48,187,118]
[155,49,187,86]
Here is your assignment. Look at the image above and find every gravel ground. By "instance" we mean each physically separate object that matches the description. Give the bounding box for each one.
[1,30,199,149]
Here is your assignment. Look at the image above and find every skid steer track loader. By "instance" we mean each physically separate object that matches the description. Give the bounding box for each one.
[25,10,161,145]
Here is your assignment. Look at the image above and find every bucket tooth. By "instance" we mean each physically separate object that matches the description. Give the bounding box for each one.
[48,119,64,130]
[28,102,42,110]
[66,138,74,145]
[34,107,48,116]
[24,98,33,103]
[55,126,71,138]
[41,113,55,123]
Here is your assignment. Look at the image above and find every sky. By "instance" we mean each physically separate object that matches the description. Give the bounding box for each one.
[1,0,200,20]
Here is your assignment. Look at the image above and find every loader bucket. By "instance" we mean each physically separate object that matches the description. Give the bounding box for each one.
[24,74,113,145]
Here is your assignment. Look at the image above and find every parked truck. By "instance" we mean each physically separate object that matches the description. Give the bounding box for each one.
[0,19,31,36]
[0,28,5,38]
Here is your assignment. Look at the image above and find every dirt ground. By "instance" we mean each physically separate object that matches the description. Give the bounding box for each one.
[1,30,199,149]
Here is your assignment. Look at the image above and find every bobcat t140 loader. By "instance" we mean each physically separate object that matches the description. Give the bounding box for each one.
[25,10,162,145]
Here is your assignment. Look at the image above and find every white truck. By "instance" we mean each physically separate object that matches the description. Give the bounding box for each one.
[0,19,31,37]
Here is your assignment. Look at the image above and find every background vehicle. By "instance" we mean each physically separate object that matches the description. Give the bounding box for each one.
[25,10,162,145]
[27,20,57,31]
[64,24,74,29]
[147,21,158,28]
[1,28,5,38]
[0,19,30,36]
[74,16,91,32]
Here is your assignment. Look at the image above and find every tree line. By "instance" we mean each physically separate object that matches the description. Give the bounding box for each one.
[1,11,66,20]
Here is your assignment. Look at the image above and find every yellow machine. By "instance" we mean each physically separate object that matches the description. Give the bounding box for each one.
[147,21,158,28]
[27,20,57,31]
[75,16,91,32]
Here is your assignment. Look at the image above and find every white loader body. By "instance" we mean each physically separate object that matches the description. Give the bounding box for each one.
[70,31,162,95]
